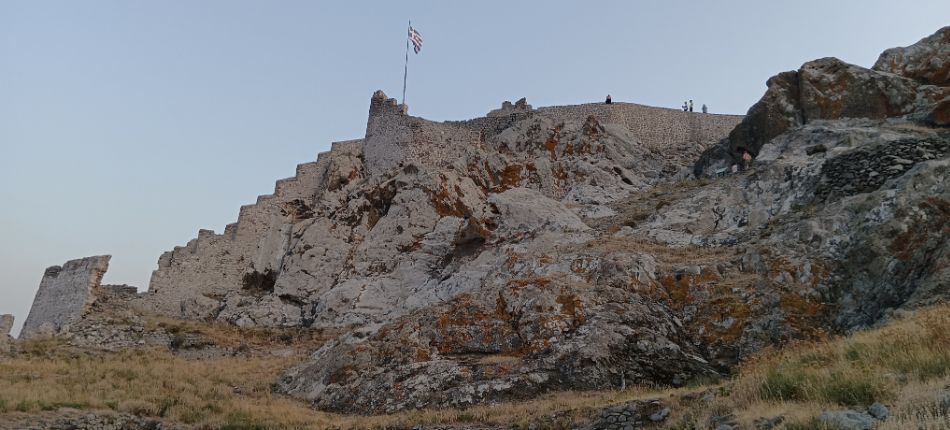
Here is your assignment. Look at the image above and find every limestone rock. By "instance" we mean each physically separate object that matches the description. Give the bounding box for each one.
[874,26,950,86]
[42,26,950,416]
[696,27,950,176]
[20,255,110,339]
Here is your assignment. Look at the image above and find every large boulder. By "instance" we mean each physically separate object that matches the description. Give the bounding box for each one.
[695,27,950,176]
[874,26,950,86]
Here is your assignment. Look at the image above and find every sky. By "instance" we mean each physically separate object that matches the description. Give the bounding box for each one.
[1,1,948,336]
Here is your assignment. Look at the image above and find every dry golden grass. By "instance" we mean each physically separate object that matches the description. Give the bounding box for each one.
[0,340,340,429]
[2,304,949,429]
[0,338,700,430]
[710,304,950,429]
[142,315,334,353]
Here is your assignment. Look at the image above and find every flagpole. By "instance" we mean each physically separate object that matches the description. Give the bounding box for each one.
[402,19,410,106]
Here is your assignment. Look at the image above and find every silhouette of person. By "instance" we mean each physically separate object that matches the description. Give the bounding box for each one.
[702,104,708,113]
[605,94,612,104]
[689,100,694,112]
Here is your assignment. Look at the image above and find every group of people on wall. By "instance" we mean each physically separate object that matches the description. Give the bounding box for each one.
[681,99,707,113]
[602,95,709,114]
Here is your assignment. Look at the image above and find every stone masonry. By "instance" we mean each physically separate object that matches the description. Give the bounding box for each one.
[0,314,13,352]
[140,91,741,322]
[364,90,743,176]
[20,255,111,339]
[141,138,365,318]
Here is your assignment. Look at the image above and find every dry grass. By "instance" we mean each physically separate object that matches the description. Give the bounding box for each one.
[0,341,339,429]
[142,315,334,352]
[709,304,950,429]
[2,305,949,429]
[0,338,700,430]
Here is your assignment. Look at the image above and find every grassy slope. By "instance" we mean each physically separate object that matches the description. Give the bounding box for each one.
[1,305,948,429]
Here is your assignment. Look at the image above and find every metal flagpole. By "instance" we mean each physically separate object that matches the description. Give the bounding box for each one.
[402,19,410,106]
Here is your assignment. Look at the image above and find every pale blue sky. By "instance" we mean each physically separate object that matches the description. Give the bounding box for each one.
[2,1,947,335]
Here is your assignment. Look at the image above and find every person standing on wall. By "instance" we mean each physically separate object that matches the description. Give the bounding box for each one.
[689,100,694,112]
[682,101,688,112]
[702,104,708,113]
[605,94,612,104]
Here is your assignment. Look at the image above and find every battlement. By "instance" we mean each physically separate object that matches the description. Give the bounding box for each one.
[362,90,744,176]
[144,89,743,319]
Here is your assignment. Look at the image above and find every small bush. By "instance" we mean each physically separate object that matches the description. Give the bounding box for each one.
[819,373,883,406]
[761,368,804,401]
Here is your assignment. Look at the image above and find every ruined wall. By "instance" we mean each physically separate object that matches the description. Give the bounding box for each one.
[0,314,13,351]
[142,138,365,318]
[20,255,110,339]
[144,91,743,321]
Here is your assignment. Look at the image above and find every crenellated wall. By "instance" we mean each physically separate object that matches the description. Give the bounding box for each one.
[362,92,743,177]
[141,90,742,321]
[142,138,365,317]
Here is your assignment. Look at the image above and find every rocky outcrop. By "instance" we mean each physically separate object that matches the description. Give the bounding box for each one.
[20,256,110,339]
[35,26,949,416]
[695,27,950,176]
[0,314,13,353]
[874,26,950,86]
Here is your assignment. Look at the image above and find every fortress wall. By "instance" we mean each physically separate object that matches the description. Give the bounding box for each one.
[144,138,365,318]
[20,256,110,339]
[145,91,742,320]
[533,103,743,151]
[363,95,743,176]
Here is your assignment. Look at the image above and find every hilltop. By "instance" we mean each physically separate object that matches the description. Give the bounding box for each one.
[2,25,948,430]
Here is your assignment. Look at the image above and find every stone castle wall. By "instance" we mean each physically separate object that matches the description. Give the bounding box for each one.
[142,138,365,317]
[20,256,111,339]
[363,93,743,176]
[142,90,743,320]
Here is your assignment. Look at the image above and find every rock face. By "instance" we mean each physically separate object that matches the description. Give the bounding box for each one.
[38,26,950,415]
[874,26,950,86]
[0,314,13,352]
[20,256,110,339]
[135,92,741,330]
[695,26,950,176]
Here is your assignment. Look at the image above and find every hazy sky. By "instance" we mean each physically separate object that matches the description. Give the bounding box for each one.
[2,1,947,335]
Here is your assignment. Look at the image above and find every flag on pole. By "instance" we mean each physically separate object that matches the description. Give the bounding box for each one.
[408,26,423,54]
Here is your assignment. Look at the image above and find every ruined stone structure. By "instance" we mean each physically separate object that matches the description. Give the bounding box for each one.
[0,314,13,352]
[20,256,111,339]
[138,92,742,323]
[141,138,365,320]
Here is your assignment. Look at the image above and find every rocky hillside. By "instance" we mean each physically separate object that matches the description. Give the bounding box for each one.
[5,25,949,426]
[276,27,949,413]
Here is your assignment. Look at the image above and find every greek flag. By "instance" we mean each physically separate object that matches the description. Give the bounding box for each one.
[409,26,423,54]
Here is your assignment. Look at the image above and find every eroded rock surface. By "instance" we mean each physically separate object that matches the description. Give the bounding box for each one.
[30,26,950,415]
[695,26,950,176]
